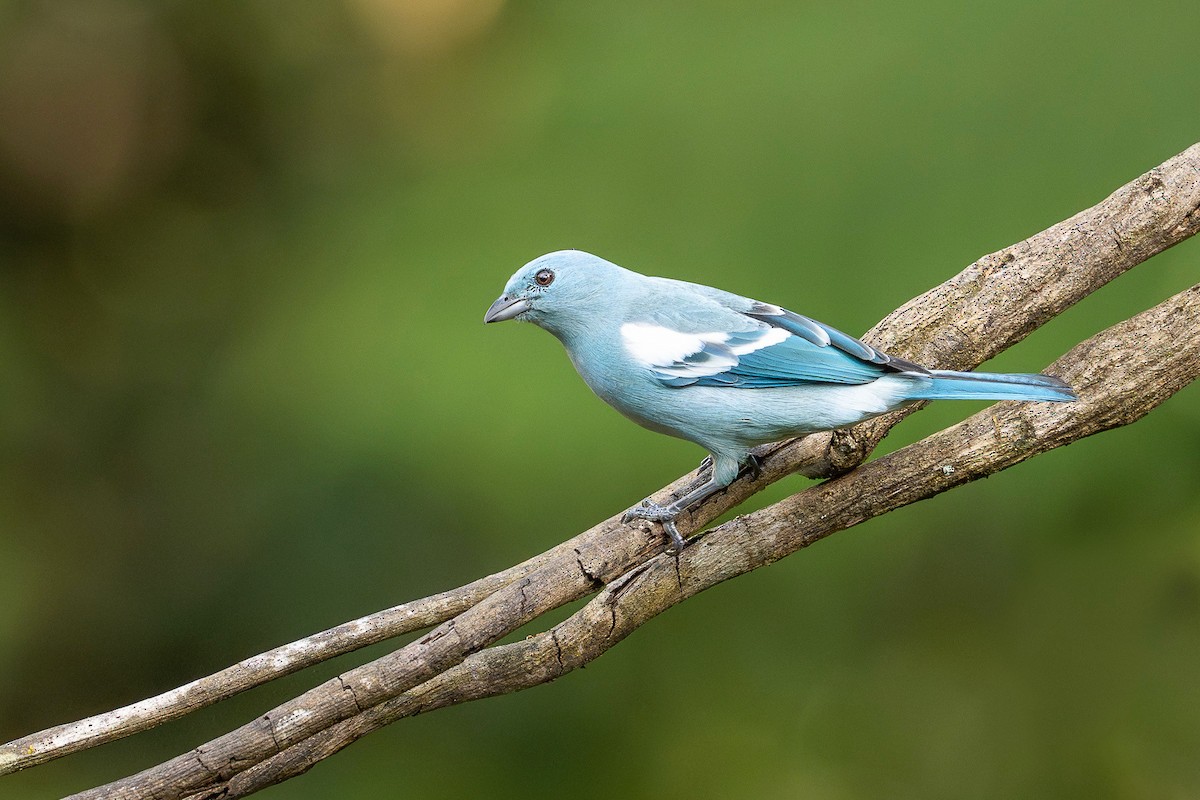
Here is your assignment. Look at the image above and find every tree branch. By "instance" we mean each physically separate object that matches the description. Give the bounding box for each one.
[180,282,1200,800]
[0,535,590,774]
[3,143,1197,797]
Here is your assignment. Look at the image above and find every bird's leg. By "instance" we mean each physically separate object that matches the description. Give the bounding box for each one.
[676,453,710,496]
[624,453,765,551]
[622,474,727,551]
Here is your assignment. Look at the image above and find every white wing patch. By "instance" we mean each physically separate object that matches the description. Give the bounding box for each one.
[729,326,789,354]
[620,322,788,379]
[619,323,716,368]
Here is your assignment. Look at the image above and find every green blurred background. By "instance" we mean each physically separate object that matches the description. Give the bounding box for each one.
[2,1,1199,798]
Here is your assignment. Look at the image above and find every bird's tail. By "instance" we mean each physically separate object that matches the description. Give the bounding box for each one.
[909,369,1077,402]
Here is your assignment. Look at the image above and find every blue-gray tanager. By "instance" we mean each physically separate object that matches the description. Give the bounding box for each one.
[485,250,1075,548]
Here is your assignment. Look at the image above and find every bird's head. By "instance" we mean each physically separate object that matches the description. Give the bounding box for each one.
[484,250,623,336]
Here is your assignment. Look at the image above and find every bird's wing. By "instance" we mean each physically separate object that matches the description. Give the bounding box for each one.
[623,292,927,389]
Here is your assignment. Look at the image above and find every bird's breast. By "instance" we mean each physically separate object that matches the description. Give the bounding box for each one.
[561,339,683,431]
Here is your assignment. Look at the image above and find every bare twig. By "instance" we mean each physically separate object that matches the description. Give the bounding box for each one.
[2,143,1197,797]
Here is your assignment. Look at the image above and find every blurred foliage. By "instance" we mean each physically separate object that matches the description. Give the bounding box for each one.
[1,1,1199,798]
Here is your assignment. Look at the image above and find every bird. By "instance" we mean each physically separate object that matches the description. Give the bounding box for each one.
[485,250,1076,549]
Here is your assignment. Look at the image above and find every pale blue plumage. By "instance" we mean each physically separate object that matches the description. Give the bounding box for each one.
[485,250,1076,548]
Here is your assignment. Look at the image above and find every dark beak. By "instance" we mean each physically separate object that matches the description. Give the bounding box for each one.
[484,295,531,323]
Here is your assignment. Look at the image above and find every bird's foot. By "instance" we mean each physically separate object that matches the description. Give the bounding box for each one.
[622,501,688,551]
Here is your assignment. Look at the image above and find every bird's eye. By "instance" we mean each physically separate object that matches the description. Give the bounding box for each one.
[534,269,554,287]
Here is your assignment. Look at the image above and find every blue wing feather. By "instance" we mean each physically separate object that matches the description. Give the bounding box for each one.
[686,335,887,387]
[644,301,927,389]
[744,303,923,370]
